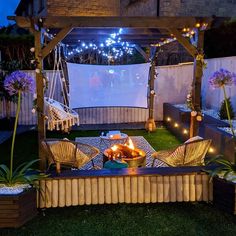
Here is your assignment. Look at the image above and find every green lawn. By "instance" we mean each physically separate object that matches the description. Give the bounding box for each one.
[0,128,180,167]
[1,128,236,236]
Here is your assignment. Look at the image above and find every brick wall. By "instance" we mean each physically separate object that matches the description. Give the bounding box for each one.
[47,0,120,16]
[121,0,157,16]
[159,0,236,17]
[120,0,236,16]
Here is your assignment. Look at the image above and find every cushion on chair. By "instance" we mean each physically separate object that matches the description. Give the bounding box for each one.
[155,145,186,167]
[184,136,203,144]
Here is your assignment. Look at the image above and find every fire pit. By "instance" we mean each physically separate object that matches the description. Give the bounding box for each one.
[103,138,146,167]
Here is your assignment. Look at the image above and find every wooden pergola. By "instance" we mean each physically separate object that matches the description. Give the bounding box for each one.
[9,15,217,169]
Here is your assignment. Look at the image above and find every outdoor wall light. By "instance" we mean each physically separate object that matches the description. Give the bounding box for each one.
[174,123,179,128]
[208,147,215,153]
[183,129,188,134]
[166,117,171,122]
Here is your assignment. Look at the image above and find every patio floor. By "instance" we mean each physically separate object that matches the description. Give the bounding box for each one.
[75,136,167,169]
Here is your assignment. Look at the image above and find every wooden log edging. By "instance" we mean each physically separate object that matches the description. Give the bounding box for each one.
[37,167,213,208]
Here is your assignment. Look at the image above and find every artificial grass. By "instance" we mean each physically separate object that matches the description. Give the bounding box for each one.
[1,202,236,236]
[1,128,236,235]
[0,127,181,167]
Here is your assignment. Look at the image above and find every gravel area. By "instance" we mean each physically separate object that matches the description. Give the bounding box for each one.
[0,184,31,195]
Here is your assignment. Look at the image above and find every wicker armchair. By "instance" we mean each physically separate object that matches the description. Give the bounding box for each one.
[151,139,212,167]
[42,139,100,173]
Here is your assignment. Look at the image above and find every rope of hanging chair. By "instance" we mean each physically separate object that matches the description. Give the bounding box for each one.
[44,44,79,132]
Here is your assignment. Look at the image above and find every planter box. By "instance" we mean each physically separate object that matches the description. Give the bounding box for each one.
[202,114,229,127]
[0,188,37,228]
[204,125,235,162]
[213,178,236,215]
[163,103,190,142]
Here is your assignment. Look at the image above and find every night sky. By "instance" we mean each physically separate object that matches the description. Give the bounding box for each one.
[0,0,20,26]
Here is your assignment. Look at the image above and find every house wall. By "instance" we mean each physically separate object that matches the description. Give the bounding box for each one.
[46,0,120,16]
[159,0,236,17]
[121,0,158,16]
[120,0,236,17]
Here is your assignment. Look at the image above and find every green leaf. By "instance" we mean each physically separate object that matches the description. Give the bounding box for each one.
[18,159,39,175]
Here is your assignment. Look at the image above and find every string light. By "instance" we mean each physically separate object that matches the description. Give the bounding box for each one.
[64,28,135,61]
[151,22,207,48]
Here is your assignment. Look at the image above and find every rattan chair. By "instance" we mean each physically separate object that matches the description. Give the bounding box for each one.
[151,139,212,167]
[42,139,100,173]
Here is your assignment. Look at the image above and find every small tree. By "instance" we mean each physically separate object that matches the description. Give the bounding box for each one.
[218,97,235,120]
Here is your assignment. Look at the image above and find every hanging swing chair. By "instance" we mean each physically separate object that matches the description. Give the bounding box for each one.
[44,45,79,132]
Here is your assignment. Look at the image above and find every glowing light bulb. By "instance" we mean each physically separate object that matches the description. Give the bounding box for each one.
[208,147,214,153]
[174,123,179,128]
[183,129,188,134]
[167,117,171,122]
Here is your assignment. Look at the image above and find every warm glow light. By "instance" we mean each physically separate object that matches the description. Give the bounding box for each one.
[183,129,188,134]
[125,138,135,150]
[167,117,171,122]
[195,23,201,28]
[111,145,118,151]
[208,147,214,153]
[174,123,179,128]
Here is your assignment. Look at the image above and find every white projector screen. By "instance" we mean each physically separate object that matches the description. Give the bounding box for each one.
[67,62,150,108]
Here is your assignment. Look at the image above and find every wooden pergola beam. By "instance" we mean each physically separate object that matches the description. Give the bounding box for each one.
[167,28,198,57]
[134,45,149,62]
[42,26,72,58]
[9,16,212,29]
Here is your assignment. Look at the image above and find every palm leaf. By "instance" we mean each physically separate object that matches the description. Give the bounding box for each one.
[18,159,39,175]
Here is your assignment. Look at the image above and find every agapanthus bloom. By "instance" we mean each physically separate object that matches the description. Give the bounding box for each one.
[209,68,236,89]
[4,71,35,95]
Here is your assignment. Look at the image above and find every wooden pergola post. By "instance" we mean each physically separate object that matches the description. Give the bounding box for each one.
[145,48,157,132]
[168,27,206,138]
[190,30,205,137]
[30,20,72,170]
[32,28,46,170]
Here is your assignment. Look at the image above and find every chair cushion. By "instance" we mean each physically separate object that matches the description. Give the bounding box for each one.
[184,136,203,144]
[156,145,185,167]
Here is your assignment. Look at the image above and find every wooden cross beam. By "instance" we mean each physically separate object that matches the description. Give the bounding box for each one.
[9,16,212,29]
[42,26,73,58]
[167,28,198,57]
[134,45,149,62]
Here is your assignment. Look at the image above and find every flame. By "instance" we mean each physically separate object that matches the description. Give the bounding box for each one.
[125,138,135,150]
[111,145,118,151]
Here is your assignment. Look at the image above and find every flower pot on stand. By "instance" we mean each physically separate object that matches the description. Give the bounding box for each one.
[0,188,37,228]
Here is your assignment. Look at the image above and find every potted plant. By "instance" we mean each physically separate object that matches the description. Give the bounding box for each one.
[0,61,19,130]
[0,71,47,228]
[206,68,236,214]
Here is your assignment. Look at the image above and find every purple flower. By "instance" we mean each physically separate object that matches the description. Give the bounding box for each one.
[4,71,35,95]
[209,68,236,89]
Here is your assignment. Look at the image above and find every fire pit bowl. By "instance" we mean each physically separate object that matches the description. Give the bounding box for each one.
[103,140,146,168]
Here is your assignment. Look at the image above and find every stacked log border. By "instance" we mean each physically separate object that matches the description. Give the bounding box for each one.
[38,167,213,208]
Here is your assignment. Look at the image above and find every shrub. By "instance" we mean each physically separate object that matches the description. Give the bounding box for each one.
[218,97,235,120]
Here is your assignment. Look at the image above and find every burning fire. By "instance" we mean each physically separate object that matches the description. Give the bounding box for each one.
[124,138,135,150]
[111,145,118,151]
